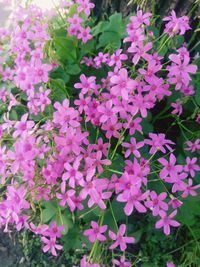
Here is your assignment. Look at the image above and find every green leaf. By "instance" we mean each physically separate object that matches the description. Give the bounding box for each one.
[66,63,81,75]
[97,31,121,49]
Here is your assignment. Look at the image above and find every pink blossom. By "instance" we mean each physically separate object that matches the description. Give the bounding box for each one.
[109,224,135,251]
[84,221,107,243]
[129,10,152,28]
[128,41,152,65]
[122,137,144,158]
[145,191,168,216]
[74,74,97,94]
[117,188,149,216]
[167,262,176,267]
[102,117,122,139]
[158,153,183,179]
[77,0,95,16]
[145,133,175,154]
[171,100,183,115]
[77,26,92,43]
[13,113,35,138]
[155,210,180,235]
[185,139,200,152]
[108,49,128,68]
[181,179,200,198]
[110,68,136,100]
[164,10,190,36]
[113,255,131,267]
[184,157,200,177]
[41,237,62,256]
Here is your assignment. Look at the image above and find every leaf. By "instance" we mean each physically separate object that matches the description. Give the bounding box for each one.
[66,63,81,75]
[97,31,121,49]
[41,201,57,223]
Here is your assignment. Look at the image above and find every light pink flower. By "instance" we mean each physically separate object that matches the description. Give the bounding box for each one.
[84,221,107,243]
[155,210,180,235]
[109,224,135,251]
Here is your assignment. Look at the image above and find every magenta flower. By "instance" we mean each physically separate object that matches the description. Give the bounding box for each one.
[41,237,62,256]
[145,133,175,154]
[113,255,131,267]
[181,179,200,198]
[130,10,151,28]
[168,51,197,89]
[163,10,190,36]
[167,262,176,267]
[122,137,144,158]
[128,41,152,65]
[185,139,200,152]
[13,113,34,138]
[123,116,142,135]
[171,100,183,115]
[184,157,200,177]
[92,138,110,156]
[77,26,92,43]
[77,0,95,16]
[145,191,168,216]
[97,100,117,123]
[109,224,135,251]
[74,74,97,94]
[102,117,122,139]
[155,210,180,235]
[47,221,64,238]
[117,188,149,216]
[158,153,183,179]
[110,68,136,100]
[56,189,75,211]
[84,221,107,243]
[108,49,128,68]
[62,157,83,188]
[169,197,183,209]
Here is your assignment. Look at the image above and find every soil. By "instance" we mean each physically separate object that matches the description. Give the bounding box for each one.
[0,231,26,267]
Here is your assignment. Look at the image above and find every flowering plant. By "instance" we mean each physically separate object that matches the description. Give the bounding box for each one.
[0,0,199,266]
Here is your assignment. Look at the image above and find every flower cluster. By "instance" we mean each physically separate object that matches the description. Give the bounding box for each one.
[0,0,199,266]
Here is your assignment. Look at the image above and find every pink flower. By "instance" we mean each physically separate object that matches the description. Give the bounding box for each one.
[109,224,135,251]
[129,10,152,28]
[167,50,197,89]
[163,10,190,36]
[169,197,183,209]
[158,153,183,179]
[185,139,200,152]
[56,189,75,211]
[102,117,122,139]
[122,137,144,158]
[97,100,117,123]
[92,138,110,156]
[110,68,136,100]
[171,100,183,115]
[84,221,107,243]
[77,0,95,16]
[128,41,152,65]
[184,157,200,177]
[108,49,128,68]
[167,262,176,267]
[47,221,64,238]
[145,133,175,154]
[145,191,168,216]
[117,188,149,216]
[74,74,97,94]
[155,210,180,235]
[77,26,92,43]
[41,237,62,256]
[123,116,142,135]
[62,157,83,188]
[181,179,200,198]
[113,255,131,267]
[13,113,35,138]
